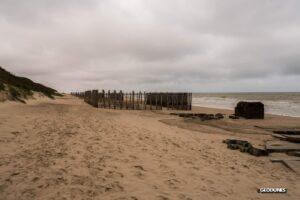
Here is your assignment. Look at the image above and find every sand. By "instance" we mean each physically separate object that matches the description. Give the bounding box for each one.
[0,95,299,200]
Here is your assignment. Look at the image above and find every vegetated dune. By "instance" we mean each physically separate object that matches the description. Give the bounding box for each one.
[0,66,61,103]
[0,95,299,200]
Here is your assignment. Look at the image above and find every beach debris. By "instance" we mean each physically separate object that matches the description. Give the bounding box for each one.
[265,141,300,153]
[272,134,300,143]
[229,114,239,119]
[273,130,300,135]
[287,151,300,157]
[170,113,225,121]
[282,160,300,174]
[215,113,224,119]
[79,90,193,110]
[272,133,288,140]
[235,101,264,119]
[223,139,268,156]
[270,158,300,174]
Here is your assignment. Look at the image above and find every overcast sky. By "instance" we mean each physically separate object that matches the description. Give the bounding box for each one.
[0,0,300,92]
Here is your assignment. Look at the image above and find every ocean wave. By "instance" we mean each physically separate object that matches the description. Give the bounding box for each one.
[192,97,300,117]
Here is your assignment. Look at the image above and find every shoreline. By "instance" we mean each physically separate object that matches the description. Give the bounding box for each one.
[191,105,300,119]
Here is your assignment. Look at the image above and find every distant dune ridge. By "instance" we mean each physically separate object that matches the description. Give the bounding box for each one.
[0,66,60,102]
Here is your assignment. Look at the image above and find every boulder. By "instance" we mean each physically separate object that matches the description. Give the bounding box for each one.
[235,101,264,119]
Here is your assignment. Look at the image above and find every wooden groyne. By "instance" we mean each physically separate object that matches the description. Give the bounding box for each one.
[71,90,192,110]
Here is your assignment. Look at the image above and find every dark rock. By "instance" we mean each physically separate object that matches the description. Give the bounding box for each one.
[249,148,269,156]
[194,113,207,118]
[175,112,225,121]
[223,139,268,156]
[178,113,194,118]
[215,113,224,119]
[229,115,239,119]
[235,101,264,119]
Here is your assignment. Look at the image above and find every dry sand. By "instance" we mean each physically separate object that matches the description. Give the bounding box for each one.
[0,95,299,200]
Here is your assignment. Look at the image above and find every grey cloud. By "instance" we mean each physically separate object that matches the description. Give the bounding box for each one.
[0,0,300,92]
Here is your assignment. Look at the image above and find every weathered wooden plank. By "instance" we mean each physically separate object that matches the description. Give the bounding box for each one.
[265,141,300,153]
[272,134,288,140]
[282,135,300,143]
[284,160,300,174]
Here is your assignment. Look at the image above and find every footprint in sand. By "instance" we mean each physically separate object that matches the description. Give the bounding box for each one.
[105,170,124,179]
[178,194,193,200]
[134,165,145,171]
[157,195,170,200]
[71,175,94,187]
[102,181,124,193]
[21,188,36,199]
[133,165,146,178]
[205,179,214,185]
[164,178,181,189]
[11,131,21,136]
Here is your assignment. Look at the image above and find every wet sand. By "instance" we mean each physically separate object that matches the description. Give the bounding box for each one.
[0,95,299,200]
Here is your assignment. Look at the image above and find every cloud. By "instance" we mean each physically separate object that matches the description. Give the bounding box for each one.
[0,0,300,92]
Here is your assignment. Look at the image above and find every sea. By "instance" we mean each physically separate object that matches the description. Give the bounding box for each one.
[192,93,300,117]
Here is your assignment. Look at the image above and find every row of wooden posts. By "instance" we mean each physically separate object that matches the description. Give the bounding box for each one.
[71,90,192,110]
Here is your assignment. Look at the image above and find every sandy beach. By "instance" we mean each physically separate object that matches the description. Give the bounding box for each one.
[0,95,299,200]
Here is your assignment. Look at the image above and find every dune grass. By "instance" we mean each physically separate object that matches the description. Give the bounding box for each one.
[0,66,60,98]
[0,81,4,91]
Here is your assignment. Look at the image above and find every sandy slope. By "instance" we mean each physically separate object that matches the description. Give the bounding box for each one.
[0,95,299,200]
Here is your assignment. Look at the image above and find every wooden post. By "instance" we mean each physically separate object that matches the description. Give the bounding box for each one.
[160,93,163,110]
[95,90,99,108]
[171,94,174,110]
[129,92,132,109]
[140,92,143,110]
[140,91,142,110]
[190,93,192,110]
[166,93,169,110]
[99,90,101,108]
[149,93,152,110]
[144,92,146,110]
[113,90,116,109]
[132,91,135,110]
[179,93,184,110]
[105,91,107,108]
[137,92,139,110]
[174,94,176,110]
[108,90,111,109]
[102,90,104,108]
[137,92,139,109]
[187,93,190,110]
[119,90,124,110]
[128,93,130,110]
[186,93,189,110]
[125,93,127,109]
[155,93,158,110]
[176,94,179,110]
